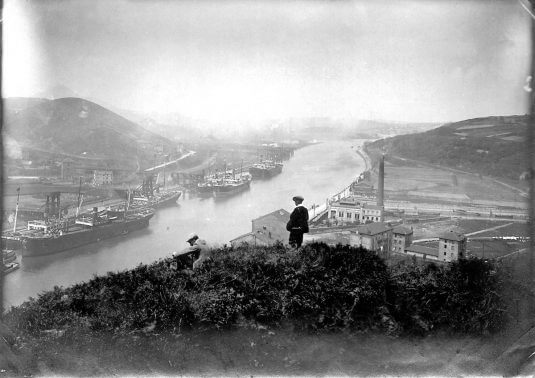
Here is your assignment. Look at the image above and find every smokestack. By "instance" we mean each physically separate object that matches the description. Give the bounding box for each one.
[377,154,384,207]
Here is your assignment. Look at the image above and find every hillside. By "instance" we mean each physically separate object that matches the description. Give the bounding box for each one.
[2,243,533,376]
[368,115,529,181]
[3,97,177,171]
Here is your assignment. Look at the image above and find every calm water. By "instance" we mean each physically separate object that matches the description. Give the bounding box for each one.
[3,140,365,308]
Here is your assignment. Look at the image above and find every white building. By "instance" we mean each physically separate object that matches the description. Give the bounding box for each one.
[327,196,384,225]
[328,197,364,224]
[361,203,384,223]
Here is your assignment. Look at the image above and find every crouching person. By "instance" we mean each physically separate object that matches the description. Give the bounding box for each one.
[171,232,213,272]
[192,239,212,270]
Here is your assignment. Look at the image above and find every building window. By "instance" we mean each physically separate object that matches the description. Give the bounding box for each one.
[347,212,352,219]
[339,211,343,217]
[444,244,447,249]
[451,245,454,250]
[444,252,446,256]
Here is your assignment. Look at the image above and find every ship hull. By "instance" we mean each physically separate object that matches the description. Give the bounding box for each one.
[213,181,251,197]
[1,235,22,250]
[21,213,153,257]
[153,191,181,207]
[248,165,282,179]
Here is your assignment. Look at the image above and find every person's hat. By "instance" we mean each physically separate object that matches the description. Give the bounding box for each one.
[186,233,199,242]
[292,195,304,202]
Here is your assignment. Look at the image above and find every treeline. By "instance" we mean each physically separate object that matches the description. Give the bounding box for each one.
[5,243,507,338]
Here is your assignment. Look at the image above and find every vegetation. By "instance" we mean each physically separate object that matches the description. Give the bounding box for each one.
[5,243,508,339]
[368,115,528,181]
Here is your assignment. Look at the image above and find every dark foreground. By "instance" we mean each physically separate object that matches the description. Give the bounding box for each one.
[1,243,534,376]
[2,323,534,376]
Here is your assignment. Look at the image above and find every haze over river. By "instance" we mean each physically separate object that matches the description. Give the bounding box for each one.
[4,140,365,308]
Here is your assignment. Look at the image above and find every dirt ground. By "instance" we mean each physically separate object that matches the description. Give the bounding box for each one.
[2,323,534,377]
[380,158,527,206]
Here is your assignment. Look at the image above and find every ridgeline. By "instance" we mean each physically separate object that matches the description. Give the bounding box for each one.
[367,115,529,181]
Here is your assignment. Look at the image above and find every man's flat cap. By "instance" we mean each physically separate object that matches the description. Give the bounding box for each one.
[186,233,199,242]
[292,195,304,201]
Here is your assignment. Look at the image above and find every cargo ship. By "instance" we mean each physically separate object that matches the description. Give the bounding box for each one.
[21,207,154,257]
[248,160,283,179]
[107,188,181,217]
[197,166,252,196]
[213,172,252,197]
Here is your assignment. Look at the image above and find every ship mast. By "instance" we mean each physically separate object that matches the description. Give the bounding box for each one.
[75,177,83,218]
[163,155,166,189]
[12,187,20,232]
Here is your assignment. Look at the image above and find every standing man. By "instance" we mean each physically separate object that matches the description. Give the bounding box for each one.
[286,195,309,248]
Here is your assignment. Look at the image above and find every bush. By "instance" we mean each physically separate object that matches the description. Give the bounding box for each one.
[4,243,508,337]
[387,258,506,334]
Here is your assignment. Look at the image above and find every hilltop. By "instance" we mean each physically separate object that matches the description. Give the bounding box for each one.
[1,242,532,376]
[368,115,529,181]
[3,97,177,171]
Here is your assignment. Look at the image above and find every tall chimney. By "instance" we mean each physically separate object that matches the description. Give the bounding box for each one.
[377,154,384,207]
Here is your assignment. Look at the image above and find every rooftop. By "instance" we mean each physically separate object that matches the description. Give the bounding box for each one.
[393,225,413,235]
[362,204,384,210]
[439,230,466,242]
[406,244,439,257]
[253,208,290,224]
[355,222,392,236]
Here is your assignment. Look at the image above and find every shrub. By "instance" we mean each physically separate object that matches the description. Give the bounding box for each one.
[4,244,508,337]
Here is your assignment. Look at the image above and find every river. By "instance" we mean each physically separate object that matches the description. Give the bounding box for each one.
[3,139,365,308]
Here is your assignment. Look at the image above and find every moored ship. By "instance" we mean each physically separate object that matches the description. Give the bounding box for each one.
[248,160,283,179]
[213,172,252,197]
[21,207,154,257]
[197,166,252,196]
[109,188,181,215]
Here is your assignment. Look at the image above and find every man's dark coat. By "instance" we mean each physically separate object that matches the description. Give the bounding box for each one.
[286,205,309,247]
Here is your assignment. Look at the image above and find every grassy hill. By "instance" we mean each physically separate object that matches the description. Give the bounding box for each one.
[3,97,177,171]
[367,115,529,181]
[3,242,531,376]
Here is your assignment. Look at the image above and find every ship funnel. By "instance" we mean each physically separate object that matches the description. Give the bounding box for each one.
[93,207,98,224]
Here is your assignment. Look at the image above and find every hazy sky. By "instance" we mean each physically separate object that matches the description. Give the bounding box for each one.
[3,0,531,123]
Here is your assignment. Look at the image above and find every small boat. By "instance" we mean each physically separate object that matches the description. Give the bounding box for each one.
[3,249,17,264]
[3,261,19,275]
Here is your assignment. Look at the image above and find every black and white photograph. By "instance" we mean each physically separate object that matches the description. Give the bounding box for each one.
[1,0,534,375]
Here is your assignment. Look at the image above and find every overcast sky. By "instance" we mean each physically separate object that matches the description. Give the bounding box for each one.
[3,0,531,123]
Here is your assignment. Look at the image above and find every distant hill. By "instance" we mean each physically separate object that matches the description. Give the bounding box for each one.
[368,115,529,181]
[3,97,177,171]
